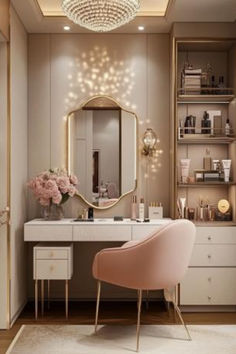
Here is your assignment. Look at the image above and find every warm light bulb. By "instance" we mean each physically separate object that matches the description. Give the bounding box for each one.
[138,26,145,31]
[63,25,71,31]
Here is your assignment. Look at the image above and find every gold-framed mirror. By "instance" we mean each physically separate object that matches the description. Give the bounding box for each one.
[67,95,138,209]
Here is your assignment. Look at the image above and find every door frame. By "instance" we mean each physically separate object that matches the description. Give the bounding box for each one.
[0,40,11,330]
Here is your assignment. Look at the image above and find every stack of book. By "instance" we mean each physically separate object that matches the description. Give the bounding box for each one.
[182,68,202,94]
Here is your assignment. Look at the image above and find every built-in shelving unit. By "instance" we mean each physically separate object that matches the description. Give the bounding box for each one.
[173,39,236,224]
[172,40,236,310]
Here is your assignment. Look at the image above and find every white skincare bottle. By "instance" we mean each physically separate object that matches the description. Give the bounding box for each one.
[139,198,145,221]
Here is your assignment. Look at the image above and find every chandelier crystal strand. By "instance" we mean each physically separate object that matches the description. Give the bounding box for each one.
[62,0,140,32]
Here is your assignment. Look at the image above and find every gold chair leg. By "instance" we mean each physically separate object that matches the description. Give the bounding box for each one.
[35,280,38,320]
[95,281,101,333]
[65,280,69,319]
[47,280,50,310]
[41,280,44,316]
[172,301,192,341]
[136,289,142,352]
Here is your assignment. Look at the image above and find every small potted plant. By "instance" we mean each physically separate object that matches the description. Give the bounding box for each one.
[28,168,78,220]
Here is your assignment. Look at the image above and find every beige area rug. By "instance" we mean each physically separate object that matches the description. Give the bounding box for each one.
[7,324,236,354]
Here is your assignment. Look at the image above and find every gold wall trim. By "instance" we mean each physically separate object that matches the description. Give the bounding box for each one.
[66,95,138,210]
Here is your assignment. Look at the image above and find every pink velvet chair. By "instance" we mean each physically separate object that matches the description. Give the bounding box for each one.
[92,219,196,351]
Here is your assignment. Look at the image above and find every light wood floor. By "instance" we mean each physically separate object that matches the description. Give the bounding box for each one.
[1,301,236,354]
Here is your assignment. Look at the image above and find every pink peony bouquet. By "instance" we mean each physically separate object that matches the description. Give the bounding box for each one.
[28,168,78,206]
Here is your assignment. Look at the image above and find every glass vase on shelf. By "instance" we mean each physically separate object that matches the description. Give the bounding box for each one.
[42,203,64,221]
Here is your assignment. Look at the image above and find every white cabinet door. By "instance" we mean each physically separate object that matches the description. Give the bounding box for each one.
[196,227,236,244]
[190,245,236,266]
[180,268,236,305]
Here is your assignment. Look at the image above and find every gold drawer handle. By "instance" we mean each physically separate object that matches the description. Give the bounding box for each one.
[208,254,212,259]
[208,296,211,300]
[50,252,54,257]
[208,236,212,241]
[50,265,54,271]
[208,277,212,282]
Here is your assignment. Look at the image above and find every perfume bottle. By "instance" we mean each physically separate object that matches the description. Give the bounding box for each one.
[211,75,216,94]
[201,111,211,134]
[131,195,137,220]
[139,198,145,221]
[218,76,225,95]
[225,119,231,136]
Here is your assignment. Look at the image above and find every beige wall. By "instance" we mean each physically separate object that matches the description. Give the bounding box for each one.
[172,22,236,39]
[27,33,170,299]
[10,7,28,322]
[28,33,170,219]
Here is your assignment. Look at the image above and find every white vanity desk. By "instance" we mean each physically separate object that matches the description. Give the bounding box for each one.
[24,218,172,242]
[25,218,171,318]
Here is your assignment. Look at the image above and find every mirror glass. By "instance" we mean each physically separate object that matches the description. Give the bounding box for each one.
[68,96,137,209]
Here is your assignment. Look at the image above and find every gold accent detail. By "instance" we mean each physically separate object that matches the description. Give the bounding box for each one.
[218,199,230,214]
[66,95,138,210]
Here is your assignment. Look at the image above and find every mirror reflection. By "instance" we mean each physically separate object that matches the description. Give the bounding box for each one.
[68,97,137,208]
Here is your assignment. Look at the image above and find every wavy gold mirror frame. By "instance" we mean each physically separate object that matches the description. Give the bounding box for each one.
[66,95,138,210]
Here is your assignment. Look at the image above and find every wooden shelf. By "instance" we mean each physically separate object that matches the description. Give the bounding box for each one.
[194,221,236,227]
[177,94,235,103]
[178,137,236,144]
[178,182,236,187]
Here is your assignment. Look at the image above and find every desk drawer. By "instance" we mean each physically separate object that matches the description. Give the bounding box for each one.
[34,259,70,280]
[180,268,236,305]
[73,225,131,241]
[24,225,73,241]
[190,245,236,266]
[35,249,68,260]
[132,225,162,240]
[196,227,236,244]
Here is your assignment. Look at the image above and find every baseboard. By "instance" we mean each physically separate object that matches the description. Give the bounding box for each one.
[10,299,28,328]
[27,297,164,302]
[180,305,236,313]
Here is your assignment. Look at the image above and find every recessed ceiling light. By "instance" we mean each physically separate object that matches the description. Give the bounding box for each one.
[63,25,71,31]
[138,26,145,31]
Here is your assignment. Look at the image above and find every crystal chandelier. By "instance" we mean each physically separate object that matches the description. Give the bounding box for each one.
[62,0,140,32]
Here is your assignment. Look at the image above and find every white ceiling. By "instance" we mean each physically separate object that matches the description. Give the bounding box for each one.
[11,0,236,34]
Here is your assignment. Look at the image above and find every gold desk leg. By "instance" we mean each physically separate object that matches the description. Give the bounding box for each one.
[47,280,50,310]
[95,281,101,333]
[145,290,149,310]
[41,280,44,316]
[65,280,69,319]
[173,301,192,341]
[136,289,142,352]
[35,280,38,320]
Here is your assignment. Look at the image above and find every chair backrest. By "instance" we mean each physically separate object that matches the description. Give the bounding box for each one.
[130,219,196,290]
